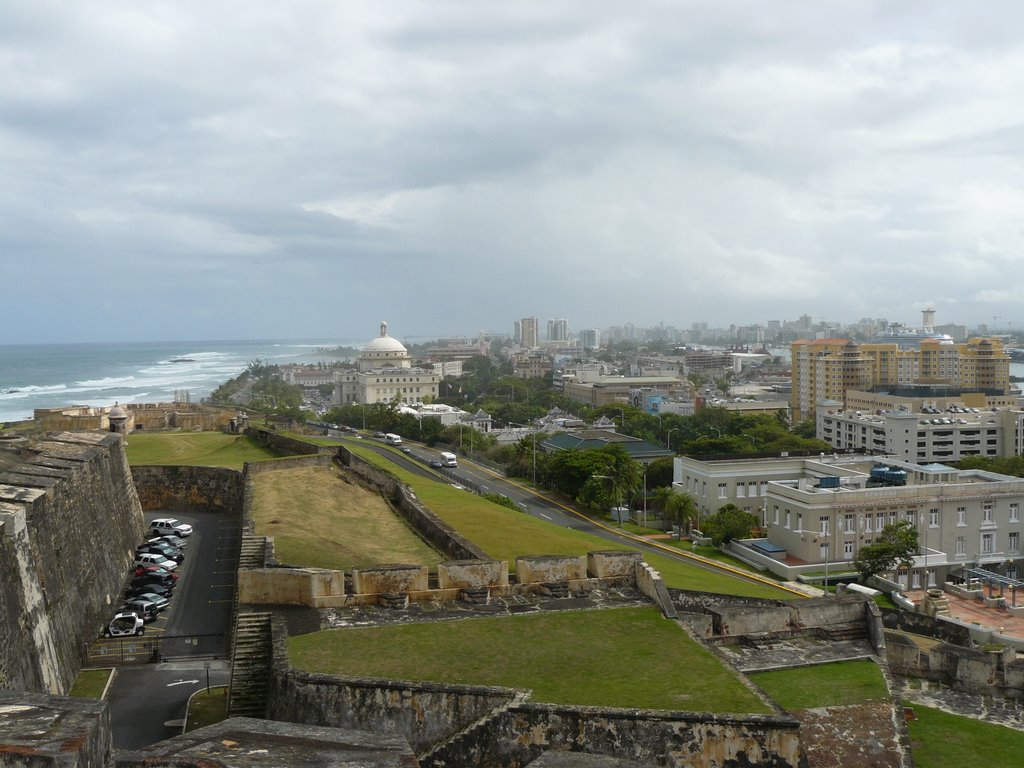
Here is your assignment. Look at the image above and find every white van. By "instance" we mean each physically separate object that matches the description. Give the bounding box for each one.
[440,451,457,468]
[385,433,402,446]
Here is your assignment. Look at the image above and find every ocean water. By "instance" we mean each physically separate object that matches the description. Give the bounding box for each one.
[0,339,361,424]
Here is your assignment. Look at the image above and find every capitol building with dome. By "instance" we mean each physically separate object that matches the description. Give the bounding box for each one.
[333,322,440,405]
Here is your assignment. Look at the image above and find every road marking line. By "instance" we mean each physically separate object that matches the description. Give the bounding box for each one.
[540,513,552,520]
[209,599,233,604]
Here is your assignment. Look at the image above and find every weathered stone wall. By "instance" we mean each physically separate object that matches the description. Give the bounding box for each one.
[131,464,244,513]
[634,561,678,619]
[588,550,642,578]
[245,454,336,475]
[238,567,346,606]
[352,564,429,595]
[338,445,489,561]
[0,688,111,767]
[432,703,806,768]
[246,426,336,458]
[0,433,146,694]
[267,616,516,753]
[885,630,1024,699]
[669,588,787,613]
[880,606,973,647]
[437,559,509,590]
[706,596,867,639]
[516,555,587,584]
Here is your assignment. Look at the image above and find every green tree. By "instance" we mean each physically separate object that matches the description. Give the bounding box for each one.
[701,503,759,546]
[652,487,699,533]
[644,457,674,489]
[853,521,919,583]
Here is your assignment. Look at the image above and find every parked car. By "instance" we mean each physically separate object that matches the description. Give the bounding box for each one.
[132,592,170,612]
[133,564,178,580]
[133,552,178,571]
[125,581,173,599]
[103,612,144,638]
[118,598,160,623]
[131,573,176,592]
[149,517,193,538]
[136,540,184,563]
[155,533,188,550]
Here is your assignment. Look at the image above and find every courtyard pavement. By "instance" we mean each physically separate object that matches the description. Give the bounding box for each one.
[903,587,1024,639]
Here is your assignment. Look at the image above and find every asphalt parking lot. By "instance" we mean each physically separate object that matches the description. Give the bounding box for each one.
[104,509,240,749]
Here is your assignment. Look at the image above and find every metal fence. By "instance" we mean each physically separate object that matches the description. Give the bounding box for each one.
[86,633,227,667]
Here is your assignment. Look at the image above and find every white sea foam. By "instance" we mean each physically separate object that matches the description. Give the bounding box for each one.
[73,376,138,388]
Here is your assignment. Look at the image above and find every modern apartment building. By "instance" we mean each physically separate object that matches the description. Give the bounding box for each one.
[519,316,540,349]
[791,337,1010,422]
[816,399,1024,463]
[547,318,569,343]
[675,454,1024,587]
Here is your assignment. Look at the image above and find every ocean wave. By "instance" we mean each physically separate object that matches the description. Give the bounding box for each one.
[0,384,72,400]
[74,375,137,388]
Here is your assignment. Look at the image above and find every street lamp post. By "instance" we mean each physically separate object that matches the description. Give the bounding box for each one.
[616,408,626,432]
[666,428,678,451]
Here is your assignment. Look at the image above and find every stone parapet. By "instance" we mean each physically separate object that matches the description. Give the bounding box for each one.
[588,550,642,579]
[516,555,587,585]
[352,564,429,595]
[437,559,509,590]
[238,567,346,606]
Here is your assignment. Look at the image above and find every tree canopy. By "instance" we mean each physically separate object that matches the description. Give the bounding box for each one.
[853,520,919,583]
[701,503,760,546]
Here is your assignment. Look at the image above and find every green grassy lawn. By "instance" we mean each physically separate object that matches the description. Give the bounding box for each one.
[749,660,888,710]
[252,465,442,569]
[289,606,770,713]
[906,703,1024,768]
[345,443,794,600]
[126,432,281,469]
[185,686,229,732]
[68,668,112,698]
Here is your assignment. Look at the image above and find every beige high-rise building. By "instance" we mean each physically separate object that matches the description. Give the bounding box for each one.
[519,316,539,349]
[791,337,1010,422]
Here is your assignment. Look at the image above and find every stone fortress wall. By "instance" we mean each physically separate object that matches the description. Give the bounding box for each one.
[0,425,925,767]
[0,432,146,694]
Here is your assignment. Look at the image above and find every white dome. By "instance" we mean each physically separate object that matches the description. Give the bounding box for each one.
[363,321,407,354]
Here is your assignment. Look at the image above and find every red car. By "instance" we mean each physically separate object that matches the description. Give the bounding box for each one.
[133,564,179,580]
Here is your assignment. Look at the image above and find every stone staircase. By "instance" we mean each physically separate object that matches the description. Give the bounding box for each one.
[228,612,273,718]
[418,691,530,767]
[238,535,268,569]
[819,621,869,642]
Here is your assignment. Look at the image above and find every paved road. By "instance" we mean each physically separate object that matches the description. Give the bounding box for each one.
[105,510,240,749]
[348,436,798,594]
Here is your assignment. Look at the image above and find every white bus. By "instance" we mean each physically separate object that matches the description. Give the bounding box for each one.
[439,451,457,467]
[384,433,402,446]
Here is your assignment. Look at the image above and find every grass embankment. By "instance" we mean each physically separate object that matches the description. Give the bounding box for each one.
[251,466,443,570]
[344,442,795,600]
[185,686,229,732]
[126,432,279,469]
[290,606,770,713]
[68,668,112,698]
[748,660,888,710]
[906,703,1024,768]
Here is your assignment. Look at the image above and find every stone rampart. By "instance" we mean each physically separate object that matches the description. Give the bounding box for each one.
[879,606,973,647]
[246,426,336,457]
[635,560,678,619]
[267,616,516,753]
[515,555,587,585]
[437,559,509,590]
[266,614,805,765]
[433,703,806,768]
[352,564,429,595]
[706,596,868,639]
[0,432,146,694]
[131,464,244,513]
[245,454,336,475]
[669,588,788,614]
[588,550,642,578]
[884,630,1024,699]
[338,445,489,561]
[238,567,346,607]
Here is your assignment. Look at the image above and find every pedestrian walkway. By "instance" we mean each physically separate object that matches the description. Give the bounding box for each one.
[903,588,1024,638]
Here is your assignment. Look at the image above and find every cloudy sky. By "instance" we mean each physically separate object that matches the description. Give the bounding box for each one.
[4,1,1024,344]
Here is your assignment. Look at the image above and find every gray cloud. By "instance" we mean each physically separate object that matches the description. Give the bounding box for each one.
[3,1,1024,342]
